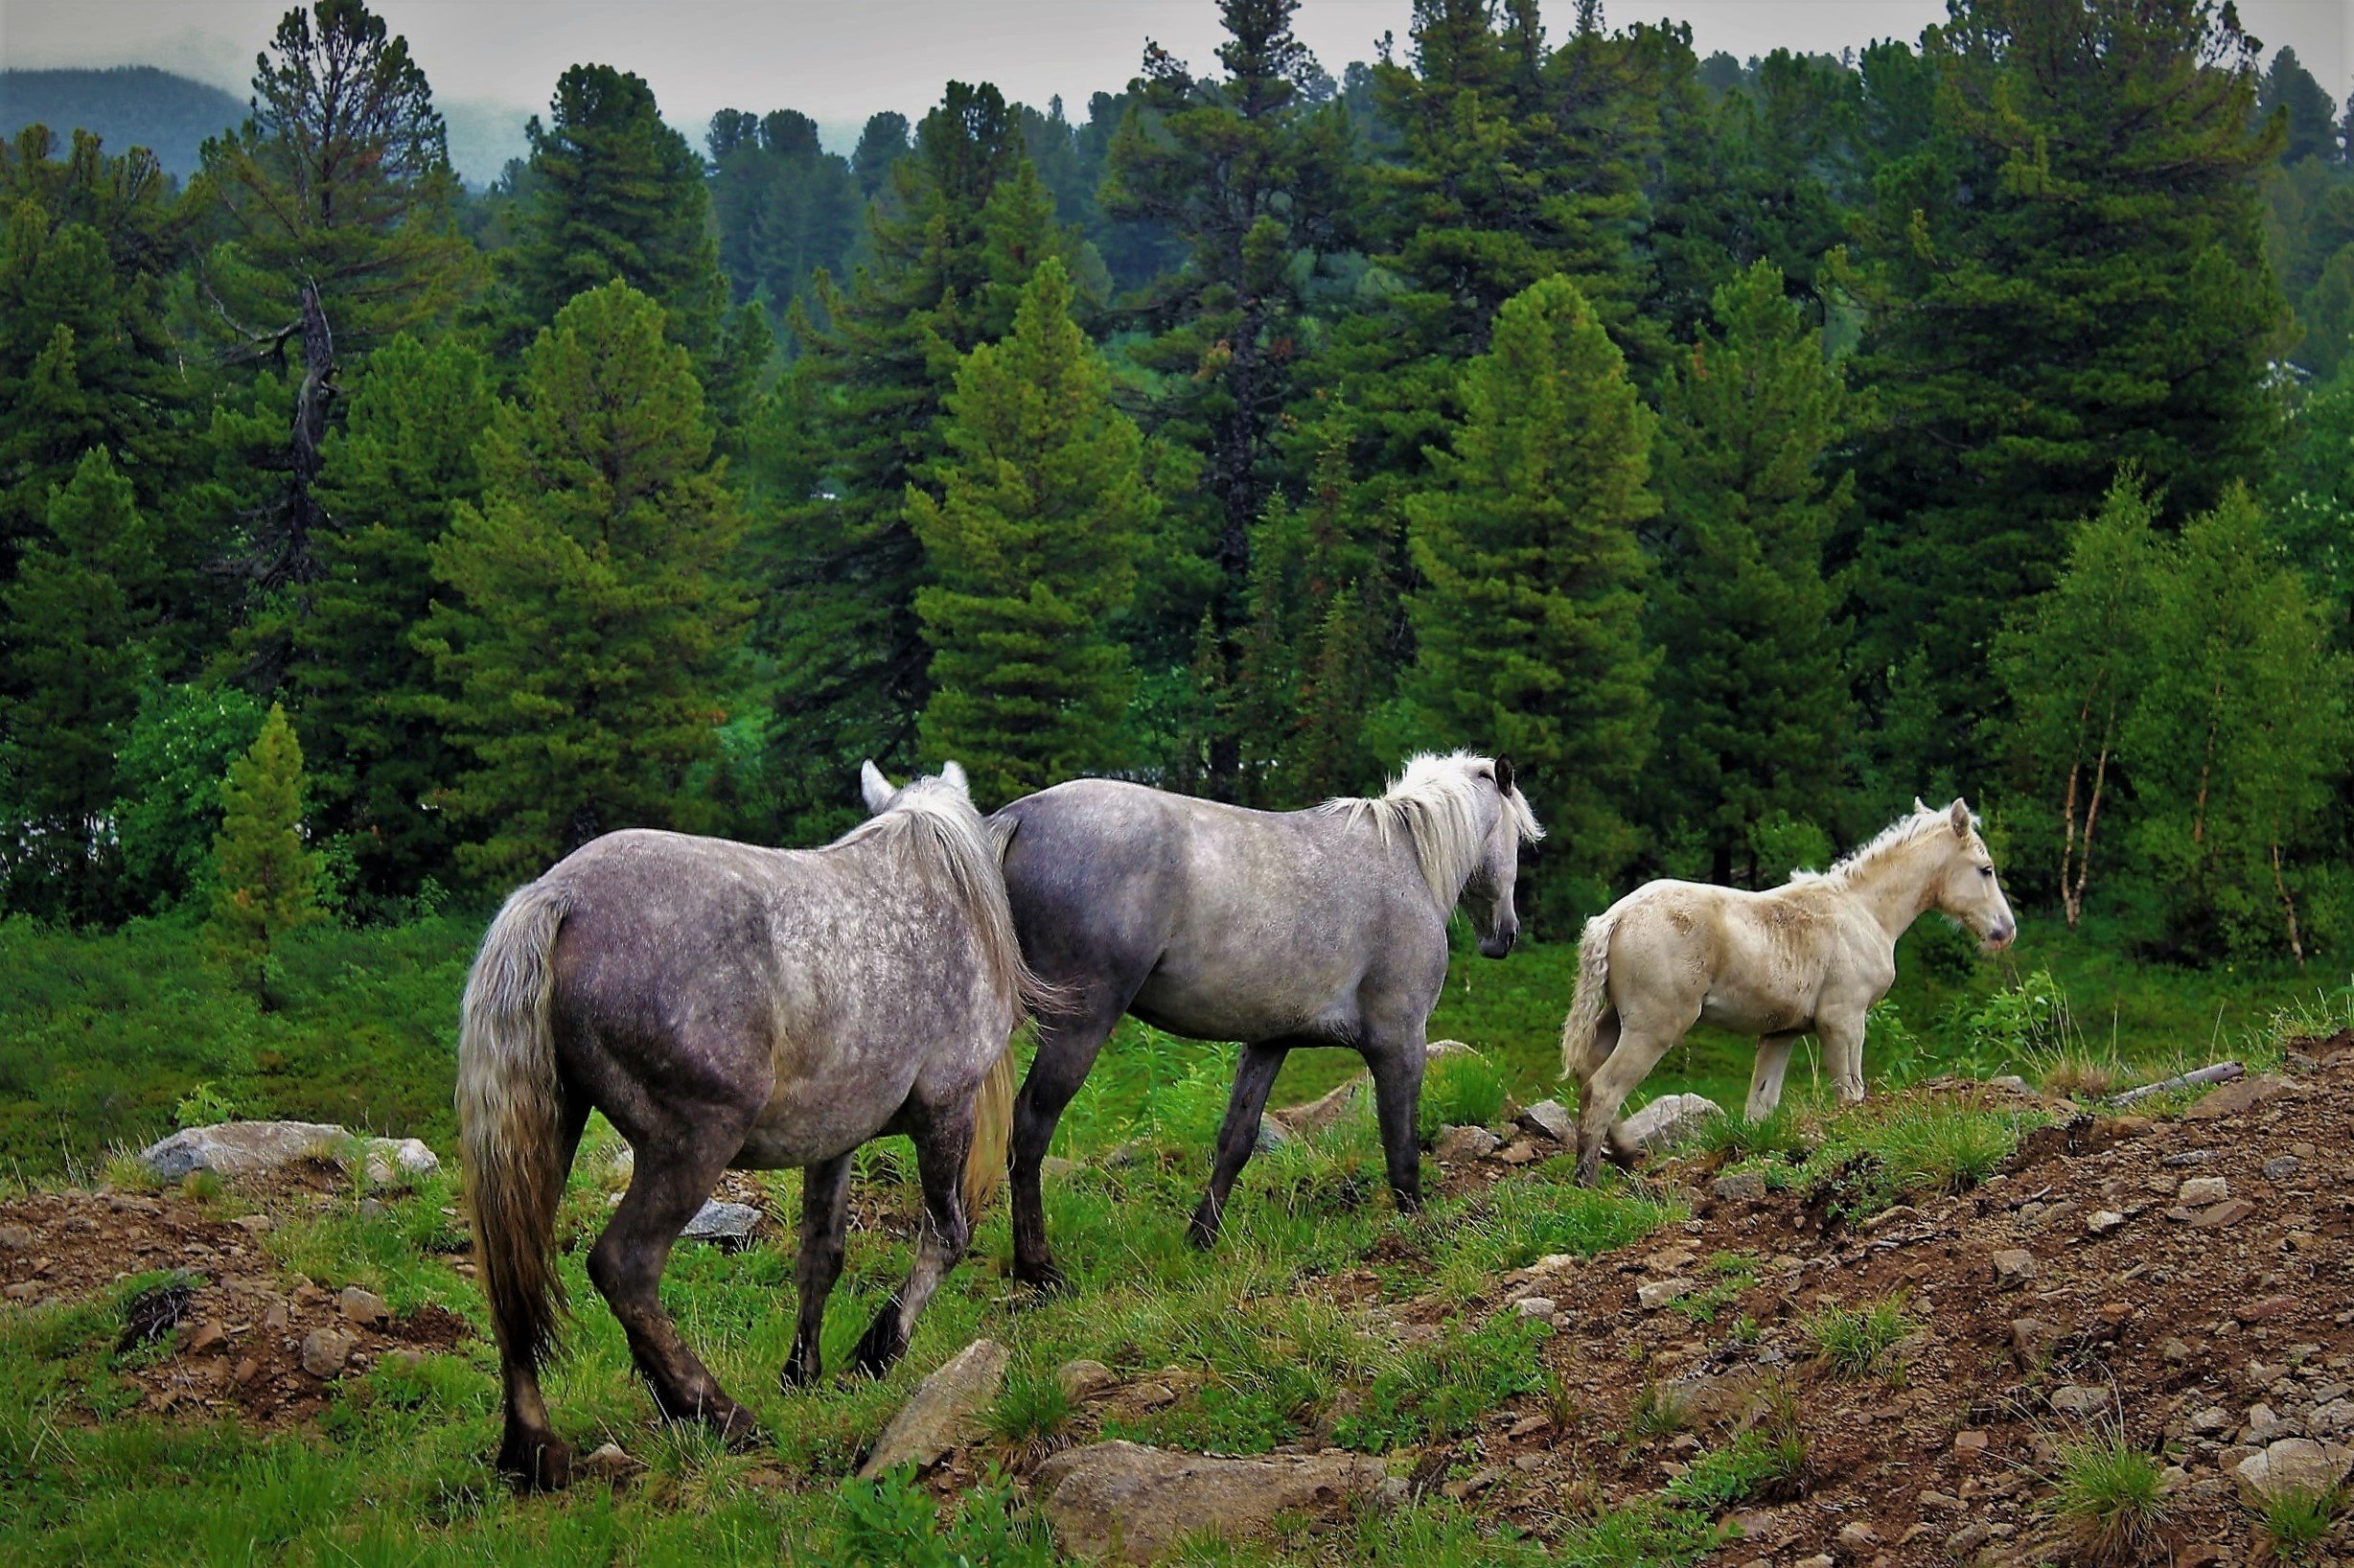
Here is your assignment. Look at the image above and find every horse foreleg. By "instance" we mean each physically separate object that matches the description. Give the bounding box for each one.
[1745,1032,1803,1121]
[1821,1014,1867,1106]
[1009,997,1126,1290]
[588,1127,761,1443]
[1365,1039,1428,1216]
[853,1109,974,1377]
[1187,1040,1292,1249]
[781,1152,851,1389]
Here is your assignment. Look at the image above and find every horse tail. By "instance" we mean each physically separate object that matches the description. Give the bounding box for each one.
[1558,909,1619,1088]
[455,882,573,1374]
[961,1041,1017,1221]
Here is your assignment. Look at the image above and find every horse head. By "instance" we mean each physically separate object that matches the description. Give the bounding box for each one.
[1919,796,2016,954]
[861,759,975,816]
[1465,755,1543,958]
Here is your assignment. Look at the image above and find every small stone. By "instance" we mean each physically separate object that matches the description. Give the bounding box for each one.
[1947,1525,1993,1556]
[338,1286,389,1326]
[300,1327,355,1378]
[857,1338,1007,1479]
[1432,1124,1501,1163]
[2184,1073,2294,1121]
[2309,1399,2354,1436]
[1512,1296,1558,1319]
[680,1199,761,1250]
[185,1320,226,1354]
[1128,1382,1177,1411]
[2189,1406,2234,1435]
[1991,1249,2038,1288]
[231,1356,260,1384]
[2086,1210,2127,1235]
[0,1223,32,1251]
[1796,1555,1837,1568]
[1712,1170,1766,1202]
[2051,1384,2112,1418]
[2161,1338,2195,1365]
[1034,1441,1390,1562]
[1057,1358,1119,1401]
[2263,1155,2303,1182]
[1953,1429,1990,1456]
[1507,1415,1551,1439]
[578,1441,646,1482]
[2011,1318,2064,1366]
[1835,1521,1881,1550]
[2237,1295,2298,1326]
[1615,1093,1723,1154]
[2177,1176,2230,1206]
[1442,1464,1503,1500]
[380,1349,425,1374]
[1919,1488,1966,1512]
[1514,1099,1575,1143]
[1491,1139,1539,1165]
[2,1281,40,1302]
[1637,1278,1697,1310]
[261,1299,289,1331]
[2233,1437,2354,1500]
[2193,1199,2256,1230]
[2162,1149,2218,1168]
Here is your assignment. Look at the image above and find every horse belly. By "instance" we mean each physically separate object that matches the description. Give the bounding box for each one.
[734,1051,919,1169]
[1696,974,1813,1037]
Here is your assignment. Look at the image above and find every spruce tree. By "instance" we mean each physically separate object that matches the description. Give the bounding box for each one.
[420,282,748,886]
[909,258,1146,804]
[207,702,322,1005]
[1400,274,1657,901]
[294,333,490,905]
[1649,262,1854,885]
[0,448,155,919]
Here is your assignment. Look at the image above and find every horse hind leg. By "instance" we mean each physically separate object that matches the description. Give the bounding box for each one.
[781,1152,851,1389]
[852,1100,976,1377]
[1008,984,1134,1290]
[588,1116,760,1443]
[1187,1039,1293,1249]
[1575,1015,1691,1187]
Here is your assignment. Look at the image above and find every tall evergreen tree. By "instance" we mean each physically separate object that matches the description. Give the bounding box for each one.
[419,282,747,886]
[207,701,321,1004]
[1843,0,2290,774]
[2257,47,2339,167]
[292,333,490,906]
[191,0,474,594]
[1649,262,1853,885]
[909,258,1147,804]
[0,448,156,919]
[706,107,863,324]
[1399,274,1657,906]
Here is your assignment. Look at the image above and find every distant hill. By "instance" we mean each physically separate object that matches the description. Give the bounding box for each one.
[0,66,244,179]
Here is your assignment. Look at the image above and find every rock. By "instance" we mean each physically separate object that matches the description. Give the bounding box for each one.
[2309,1399,2354,1437]
[1271,1077,1367,1138]
[857,1338,1006,1480]
[2011,1318,2065,1366]
[380,1349,425,1375]
[1441,1465,1502,1500]
[1491,1140,1539,1165]
[2177,1175,2230,1206]
[2189,1406,2234,1435]
[185,1320,225,1354]
[1637,1278,1697,1310]
[2184,1073,2293,1121]
[1041,1157,1080,1182]
[2237,1295,2298,1326]
[1254,1115,1291,1153]
[0,1222,32,1251]
[1432,1124,1501,1163]
[2232,1438,2354,1501]
[2263,1155,2302,1182]
[1515,1099,1576,1143]
[1058,1359,1120,1401]
[138,1120,438,1183]
[2192,1199,2255,1230]
[2050,1385,2112,1418]
[338,1286,388,1326]
[300,1328,355,1378]
[1712,1170,1766,1203]
[1835,1520,1881,1551]
[680,1199,761,1251]
[2086,1210,2127,1235]
[1952,1430,1989,1456]
[1032,1441,1390,1563]
[2247,1405,2296,1444]
[1991,1249,2038,1288]
[2161,1338,2195,1365]
[1512,1296,1558,1319]
[1618,1094,1724,1154]
[578,1441,646,1482]
[2161,1149,2218,1168]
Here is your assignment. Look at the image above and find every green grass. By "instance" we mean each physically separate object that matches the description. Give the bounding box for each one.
[2252,1486,2345,1563]
[2047,1427,2170,1565]
[1801,1294,1914,1379]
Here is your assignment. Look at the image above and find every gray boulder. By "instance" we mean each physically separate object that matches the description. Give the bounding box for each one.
[1033,1441,1392,1563]
[1617,1094,1724,1154]
[139,1120,441,1184]
[1513,1099,1575,1143]
[858,1338,1007,1479]
[680,1199,762,1250]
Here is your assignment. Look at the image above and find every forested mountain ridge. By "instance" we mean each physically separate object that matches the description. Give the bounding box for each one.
[3,0,2353,977]
[0,67,242,178]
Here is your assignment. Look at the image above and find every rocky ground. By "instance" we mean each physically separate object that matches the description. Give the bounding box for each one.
[5,1038,2352,1564]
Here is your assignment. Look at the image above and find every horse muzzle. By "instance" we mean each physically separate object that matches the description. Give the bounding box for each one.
[1981,919,2017,954]
[1479,926,1517,959]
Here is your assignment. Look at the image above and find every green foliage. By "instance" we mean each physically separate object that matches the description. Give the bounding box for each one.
[1332,1314,1545,1451]
[2047,1426,2170,1565]
[2252,1486,2345,1562]
[420,281,747,886]
[1416,1049,1509,1142]
[1801,1293,1913,1378]
[911,257,1147,804]
[1401,274,1659,904]
[206,703,322,1002]
[109,683,267,914]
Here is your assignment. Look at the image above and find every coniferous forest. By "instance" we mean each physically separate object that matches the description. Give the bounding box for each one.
[5,0,2354,976]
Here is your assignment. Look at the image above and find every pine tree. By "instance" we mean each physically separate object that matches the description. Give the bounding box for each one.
[419,282,748,886]
[2257,47,2339,167]
[909,258,1146,804]
[207,702,322,1004]
[1649,262,1854,885]
[1400,274,1657,902]
[293,333,491,905]
[1843,0,2289,775]
[0,448,155,919]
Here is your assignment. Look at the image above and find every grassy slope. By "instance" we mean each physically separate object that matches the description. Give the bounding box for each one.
[0,909,2322,1180]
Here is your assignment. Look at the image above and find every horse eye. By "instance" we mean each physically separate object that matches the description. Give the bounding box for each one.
[1978,865,1994,878]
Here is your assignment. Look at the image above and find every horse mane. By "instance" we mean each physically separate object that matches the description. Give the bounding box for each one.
[1801,802,1975,889]
[1317,750,1544,906]
[836,781,1053,1021]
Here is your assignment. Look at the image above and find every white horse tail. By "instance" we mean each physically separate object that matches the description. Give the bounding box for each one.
[962,1042,1017,1221]
[1559,909,1619,1087]
[456,882,574,1373]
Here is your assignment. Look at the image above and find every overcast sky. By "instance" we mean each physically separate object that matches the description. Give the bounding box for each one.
[5,0,2347,150]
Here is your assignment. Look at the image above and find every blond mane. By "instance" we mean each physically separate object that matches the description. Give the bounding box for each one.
[1798,802,1979,890]
[1317,750,1544,906]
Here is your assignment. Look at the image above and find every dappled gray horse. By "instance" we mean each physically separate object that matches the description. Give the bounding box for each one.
[1560,797,2017,1185]
[996,752,1543,1287]
[455,762,1040,1490]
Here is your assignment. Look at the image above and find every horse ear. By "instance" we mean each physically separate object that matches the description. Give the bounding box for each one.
[940,760,970,796]
[1493,756,1515,797]
[860,760,895,814]
[1912,796,1928,814]
[1948,797,1971,836]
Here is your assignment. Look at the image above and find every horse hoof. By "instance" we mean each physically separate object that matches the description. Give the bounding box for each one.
[852,1319,909,1377]
[498,1432,573,1492]
[1013,1261,1071,1299]
[779,1358,817,1392]
[1184,1216,1220,1251]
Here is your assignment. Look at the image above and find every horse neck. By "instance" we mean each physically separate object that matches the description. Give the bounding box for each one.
[1337,793,1485,915]
[1833,835,1948,943]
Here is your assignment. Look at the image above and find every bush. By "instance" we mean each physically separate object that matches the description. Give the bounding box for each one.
[1419,1049,1509,1141]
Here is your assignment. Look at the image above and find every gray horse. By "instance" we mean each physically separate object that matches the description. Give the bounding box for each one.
[455,761,1040,1490]
[996,751,1542,1287]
